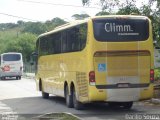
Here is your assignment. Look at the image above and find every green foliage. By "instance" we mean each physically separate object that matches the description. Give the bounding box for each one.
[0,17,67,62]
[0,29,19,53]
[100,0,120,11]
[3,33,37,62]
[72,14,90,20]
[45,17,67,31]
[95,11,110,16]
[0,23,18,30]
[157,0,160,7]
[22,22,48,35]
[117,6,140,15]
[155,68,160,81]
[51,17,66,25]
[82,0,119,11]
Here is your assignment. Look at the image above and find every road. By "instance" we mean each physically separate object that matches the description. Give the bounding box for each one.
[0,77,160,120]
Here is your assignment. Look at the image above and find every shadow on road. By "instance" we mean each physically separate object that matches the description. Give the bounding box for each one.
[1,96,153,120]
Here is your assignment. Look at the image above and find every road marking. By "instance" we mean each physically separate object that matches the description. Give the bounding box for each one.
[0,101,17,114]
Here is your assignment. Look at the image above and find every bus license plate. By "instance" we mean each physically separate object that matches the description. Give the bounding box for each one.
[117,83,129,88]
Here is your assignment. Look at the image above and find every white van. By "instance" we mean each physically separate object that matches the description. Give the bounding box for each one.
[0,52,23,80]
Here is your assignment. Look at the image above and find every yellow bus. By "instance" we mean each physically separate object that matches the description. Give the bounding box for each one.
[35,15,154,110]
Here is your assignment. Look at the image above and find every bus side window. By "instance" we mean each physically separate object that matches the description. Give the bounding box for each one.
[67,27,80,52]
[65,24,87,53]
[54,33,61,54]
[61,31,67,53]
[39,37,48,56]
[79,24,87,50]
[48,35,55,54]
[67,29,73,52]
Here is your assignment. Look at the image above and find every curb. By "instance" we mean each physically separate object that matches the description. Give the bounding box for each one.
[22,73,35,79]
[151,98,160,104]
[33,112,82,120]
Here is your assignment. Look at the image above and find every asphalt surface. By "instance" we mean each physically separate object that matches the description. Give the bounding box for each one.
[0,76,160,120]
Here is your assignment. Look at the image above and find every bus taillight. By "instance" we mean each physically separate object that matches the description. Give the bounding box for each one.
[150,69,154,83]
[89,71,95,85]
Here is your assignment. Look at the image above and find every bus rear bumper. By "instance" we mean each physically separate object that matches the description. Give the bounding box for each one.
[87,84,154,102]
[0,71,23,77]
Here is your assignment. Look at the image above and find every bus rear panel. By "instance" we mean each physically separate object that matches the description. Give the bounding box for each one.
[0,53,23,80]
[88,16,154,103]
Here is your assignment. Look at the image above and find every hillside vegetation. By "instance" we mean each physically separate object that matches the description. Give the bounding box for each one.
[0,17,67,62]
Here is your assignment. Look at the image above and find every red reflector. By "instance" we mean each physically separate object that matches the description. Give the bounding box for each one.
[150,69,154,83]
[150,69,154,74]
[89,71,95,85]
[89,71,95,77]
[150,77,154,81]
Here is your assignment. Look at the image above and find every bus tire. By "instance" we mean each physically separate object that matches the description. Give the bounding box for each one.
[73,87,84,110]
[16,76,21,80]
[65,86,73,108]
[42,91,49,99]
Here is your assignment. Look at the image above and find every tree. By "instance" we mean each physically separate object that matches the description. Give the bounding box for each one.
[17,20,25,26]
[117,6,140,15]
[51,17,66,25]
[45,17,67,31]
[95,11,110,16]
[116,0,140,15]
[22,22,48,35]
[4,33,37,62]
[72,14,90,20]
[82,0,119,11]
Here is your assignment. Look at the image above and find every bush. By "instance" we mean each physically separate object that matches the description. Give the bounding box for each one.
[155,68,160,81]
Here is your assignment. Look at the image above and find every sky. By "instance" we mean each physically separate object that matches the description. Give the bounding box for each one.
[0,0,150,23]
[0,0,101,23]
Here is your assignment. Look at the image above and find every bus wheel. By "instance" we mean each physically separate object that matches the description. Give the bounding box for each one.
[65,86,73,108]
[42,91,49,99]
[40,81,49,99]
[73,87,84,110]
[16,76,21,80]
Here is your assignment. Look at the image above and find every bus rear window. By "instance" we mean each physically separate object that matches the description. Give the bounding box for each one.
[93,18,149,42]
[3,54,21,61]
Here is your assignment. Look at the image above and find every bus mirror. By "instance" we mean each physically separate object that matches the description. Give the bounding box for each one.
[154,41,160,49]
[31,52,38,57]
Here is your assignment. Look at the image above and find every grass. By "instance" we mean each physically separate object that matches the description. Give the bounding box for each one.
[34,113,81,120]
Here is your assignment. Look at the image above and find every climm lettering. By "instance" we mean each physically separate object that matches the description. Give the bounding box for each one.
[105,23,133,32]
